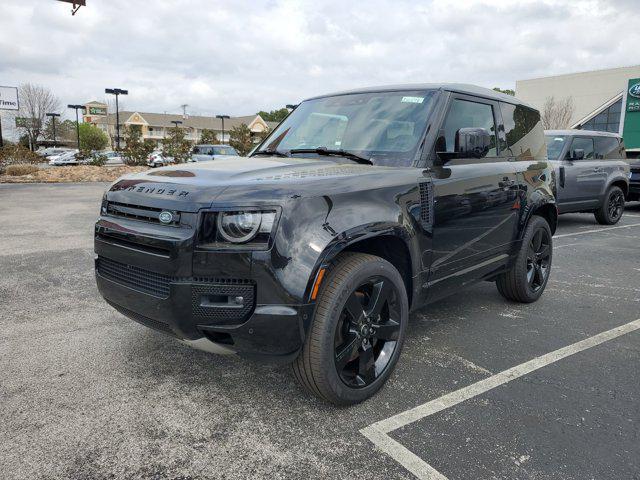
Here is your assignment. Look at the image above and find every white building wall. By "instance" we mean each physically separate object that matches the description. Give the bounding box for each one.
[516,65,640,126]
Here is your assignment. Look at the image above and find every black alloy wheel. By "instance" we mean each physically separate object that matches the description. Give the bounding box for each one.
[525,228,551,293]
[334,277,401,388]
[292,252,408,405]
[608,189,624,222]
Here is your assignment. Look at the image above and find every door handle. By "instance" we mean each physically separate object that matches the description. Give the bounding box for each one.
[593,167,603,172]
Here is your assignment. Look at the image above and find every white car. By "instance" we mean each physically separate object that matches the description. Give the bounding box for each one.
[147,152,173,168]
[38,147,73,158]
[49,150,79,166]
[101,151,125,165]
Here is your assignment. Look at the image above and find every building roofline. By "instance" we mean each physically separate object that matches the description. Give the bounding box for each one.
[516,64,640,84]
[570,92,623,128]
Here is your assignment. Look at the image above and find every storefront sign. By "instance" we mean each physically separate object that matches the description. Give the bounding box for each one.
[0,86,19,111]
[623,78,640,150]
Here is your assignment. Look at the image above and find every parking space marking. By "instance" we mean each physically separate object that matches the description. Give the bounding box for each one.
[361,318,640,480]
[554,222,640,239]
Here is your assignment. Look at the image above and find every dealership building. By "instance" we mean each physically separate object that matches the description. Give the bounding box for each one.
[516,65,640,156]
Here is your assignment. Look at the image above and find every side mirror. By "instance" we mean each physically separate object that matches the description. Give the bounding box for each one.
[571,148,585,160]
[455,127,491,159]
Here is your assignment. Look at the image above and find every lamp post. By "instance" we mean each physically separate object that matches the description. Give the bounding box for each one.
[171,120,183,130]
[67,104,85,150]
[105,88,128,150]
[216,114,230,144]
[46,112,61,146]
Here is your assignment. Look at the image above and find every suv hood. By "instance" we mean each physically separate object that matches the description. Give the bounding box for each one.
[106,156,410,211]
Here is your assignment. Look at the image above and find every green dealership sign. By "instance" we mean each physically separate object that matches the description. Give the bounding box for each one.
[623,78,640,150]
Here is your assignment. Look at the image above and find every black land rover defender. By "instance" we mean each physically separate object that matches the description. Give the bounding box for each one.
[95,84,557,405]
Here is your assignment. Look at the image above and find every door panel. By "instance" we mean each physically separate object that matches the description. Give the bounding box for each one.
[426,95,519,299]
[561,137,603,210]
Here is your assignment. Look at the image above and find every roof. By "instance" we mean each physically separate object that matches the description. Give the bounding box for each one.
[545,129,622,138]
[98,111,269,131]
[304,83,536,109]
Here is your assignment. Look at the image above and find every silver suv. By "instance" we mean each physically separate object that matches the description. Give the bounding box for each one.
[545,130,630,224]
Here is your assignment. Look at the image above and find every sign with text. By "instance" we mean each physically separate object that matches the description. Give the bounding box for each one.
[623,78,640,150]
[0,86,19,111]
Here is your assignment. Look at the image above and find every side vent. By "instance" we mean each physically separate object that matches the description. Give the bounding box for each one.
[418,181,434,229]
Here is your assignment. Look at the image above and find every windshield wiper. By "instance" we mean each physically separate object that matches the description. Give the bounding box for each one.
[253,149,290,158]
[288,147,373,165]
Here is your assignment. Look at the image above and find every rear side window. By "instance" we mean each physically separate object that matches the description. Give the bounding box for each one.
[499,103,546,160]
[441,99,497,157]
[568,137,594,159]
[594,136,623,159]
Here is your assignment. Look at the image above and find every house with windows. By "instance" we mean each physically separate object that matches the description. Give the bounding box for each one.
[516,65,640,156]
[82,102,279,147]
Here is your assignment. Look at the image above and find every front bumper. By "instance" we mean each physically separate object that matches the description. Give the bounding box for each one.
[94,211,313,364]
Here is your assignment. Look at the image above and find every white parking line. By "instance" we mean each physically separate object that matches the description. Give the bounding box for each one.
[554,222,640,238]
[361,318,640,480]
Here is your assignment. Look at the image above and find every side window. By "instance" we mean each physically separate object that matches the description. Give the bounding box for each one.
[441,99,497,157]
[499,102,546,160]
[594,136,622,159]
[568,137,595,160]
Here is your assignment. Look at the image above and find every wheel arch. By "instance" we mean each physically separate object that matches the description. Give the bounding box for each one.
[531,202,558,235]
[305,225,418,309]
[608,178,629,198]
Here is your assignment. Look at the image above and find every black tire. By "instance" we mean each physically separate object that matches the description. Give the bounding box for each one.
[292,253,408,406]
[496,215,552,303]
[594,185,625,225]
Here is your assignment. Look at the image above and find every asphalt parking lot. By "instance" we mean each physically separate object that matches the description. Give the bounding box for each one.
[1,183,639,480]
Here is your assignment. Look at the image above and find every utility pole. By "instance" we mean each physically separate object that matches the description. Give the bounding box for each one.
[105,88,128,150]
[216,114,230,144]
[67,105,85,150]
[46,112,61,146]
[180,104,189,119]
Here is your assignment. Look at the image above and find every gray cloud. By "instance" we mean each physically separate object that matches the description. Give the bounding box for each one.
[0,0,637,123]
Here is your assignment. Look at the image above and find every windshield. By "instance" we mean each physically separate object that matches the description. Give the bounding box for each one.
[545,135,567,160]
[213,146,236,155]
[255,90,438,167]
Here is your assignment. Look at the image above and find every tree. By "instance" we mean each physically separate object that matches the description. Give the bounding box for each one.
[43,118,76,144]
[16,83,60,150]
[79,123,109,151]
[229,123,253,156]
[493,87,515,96]
[162,126,192,163]
[122,125,155,166]
[257,108,289,123]
[199,129,218,144]
[255,127,270,144]
[541,96,575,130]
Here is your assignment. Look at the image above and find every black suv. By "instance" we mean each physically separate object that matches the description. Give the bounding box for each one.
[95,84,556,405]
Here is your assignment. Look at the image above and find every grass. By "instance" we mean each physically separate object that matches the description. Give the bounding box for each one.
[0,165,148,183]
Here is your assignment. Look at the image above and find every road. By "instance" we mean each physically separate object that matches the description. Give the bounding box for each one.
[1,183,638,479]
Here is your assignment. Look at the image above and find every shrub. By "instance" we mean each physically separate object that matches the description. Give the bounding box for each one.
[89,153,107,166]
[0,144,41,167]
[5,164,39,176]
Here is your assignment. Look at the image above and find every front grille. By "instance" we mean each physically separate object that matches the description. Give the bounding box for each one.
[106,201,181,226]
[106,300,176,336]
[97,257,172,298]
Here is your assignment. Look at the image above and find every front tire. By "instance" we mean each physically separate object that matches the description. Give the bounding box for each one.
[496,215,552,303]
[292,253,408,405]
[594,185,625,225]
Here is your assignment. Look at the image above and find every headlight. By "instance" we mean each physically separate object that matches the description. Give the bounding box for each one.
[199,209,278,249]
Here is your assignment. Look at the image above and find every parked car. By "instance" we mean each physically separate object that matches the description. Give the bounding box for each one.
[188,144,239,162]
[49,150,79,166]
[95,84,556,405]
[545,130,630,224]
[38,147,73,158]
[628,158,640,202]
[101,151,125,165]
[147,151,173,168]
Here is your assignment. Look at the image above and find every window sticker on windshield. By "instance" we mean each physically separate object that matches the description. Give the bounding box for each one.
[401,96,424,104]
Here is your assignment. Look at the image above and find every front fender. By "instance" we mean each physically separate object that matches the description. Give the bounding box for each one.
[251,186,421,307]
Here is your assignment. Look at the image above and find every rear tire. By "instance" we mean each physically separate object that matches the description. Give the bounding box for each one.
[496,215,552,303]
[595,185,625,225]
[292,253,408,405]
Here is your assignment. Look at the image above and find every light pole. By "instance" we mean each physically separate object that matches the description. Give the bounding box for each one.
[171,120,183,129]
[216,114,230,144]
[105,88,128,150]
[46,112,61,146]
[67,105,85,150]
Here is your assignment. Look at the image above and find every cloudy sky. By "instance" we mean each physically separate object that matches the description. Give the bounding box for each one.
[0,0,638,125]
